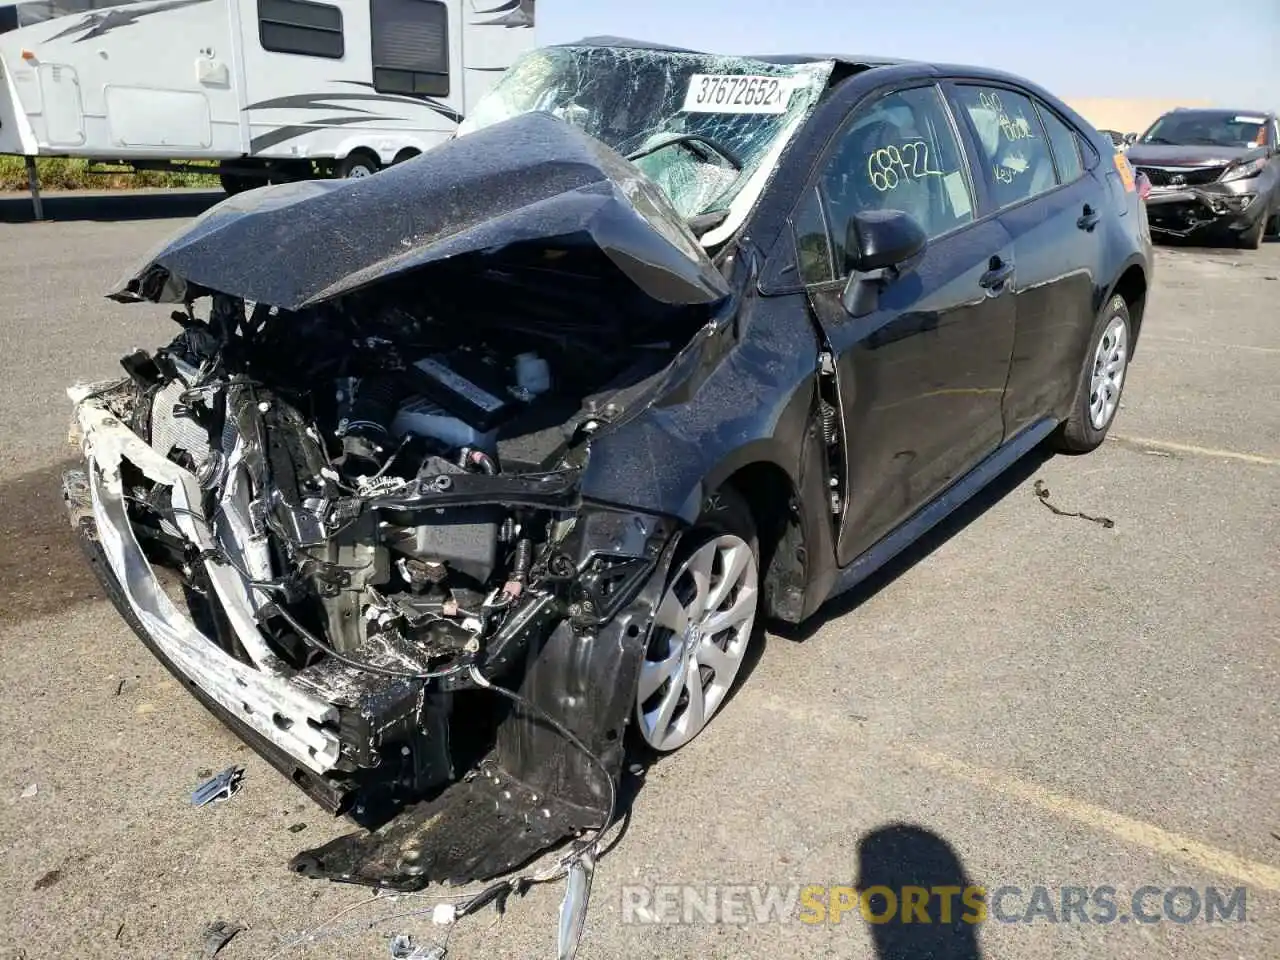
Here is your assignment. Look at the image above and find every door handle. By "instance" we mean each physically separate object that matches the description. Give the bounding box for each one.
[1078,204,1101,231]
[979,257,1015,294]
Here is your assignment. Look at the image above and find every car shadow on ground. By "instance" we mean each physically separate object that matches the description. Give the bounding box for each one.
[776,443,1054,643]
[0,190,223,224]
[857,823,984,959]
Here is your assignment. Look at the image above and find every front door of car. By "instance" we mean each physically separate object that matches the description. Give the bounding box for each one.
[946,83,1110,434]
[800,83,1018,565]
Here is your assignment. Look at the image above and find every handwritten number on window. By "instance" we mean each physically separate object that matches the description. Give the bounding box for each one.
[867,141,944,192]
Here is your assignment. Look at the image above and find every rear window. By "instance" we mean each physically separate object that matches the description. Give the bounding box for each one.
[951,85,1058,209]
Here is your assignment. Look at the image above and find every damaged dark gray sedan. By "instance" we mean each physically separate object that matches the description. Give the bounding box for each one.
[63,39,1152,898]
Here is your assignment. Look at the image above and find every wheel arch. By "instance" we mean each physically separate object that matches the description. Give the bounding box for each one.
[702,432,840,626]
[1108,261,1148,352]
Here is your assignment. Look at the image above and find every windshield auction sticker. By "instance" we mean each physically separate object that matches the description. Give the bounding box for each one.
[682,74,800,114]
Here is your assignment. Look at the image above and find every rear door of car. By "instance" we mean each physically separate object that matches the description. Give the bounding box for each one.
[943,82,1111,435]
[796,81,1018,565]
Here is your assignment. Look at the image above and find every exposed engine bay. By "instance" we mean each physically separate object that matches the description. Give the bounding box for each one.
[122,283,645,676]
[66,254,701,890]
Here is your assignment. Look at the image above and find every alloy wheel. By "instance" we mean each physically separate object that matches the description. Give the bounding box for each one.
[1089,313,1128,430]
[635,534,758,753]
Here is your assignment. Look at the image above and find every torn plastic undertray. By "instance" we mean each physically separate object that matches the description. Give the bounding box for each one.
[289,754,600,889]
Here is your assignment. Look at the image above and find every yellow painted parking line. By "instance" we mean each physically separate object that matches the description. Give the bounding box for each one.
[1109,436,1280,466]
[901,746,1280,893]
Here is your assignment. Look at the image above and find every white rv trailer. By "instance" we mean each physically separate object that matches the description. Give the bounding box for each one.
[0,0,535,198]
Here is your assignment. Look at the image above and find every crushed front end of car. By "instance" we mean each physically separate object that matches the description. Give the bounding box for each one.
[1133,158,1274,241]
[62,110,734,891]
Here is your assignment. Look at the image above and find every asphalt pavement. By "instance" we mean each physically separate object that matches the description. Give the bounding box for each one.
[0,191,1276,960]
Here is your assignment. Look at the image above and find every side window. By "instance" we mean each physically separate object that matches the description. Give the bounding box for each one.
[1037,104,1084,184]
[952,85,1058,208]
[793,187,835,285]
[819,84,974,273]
[371,0,450,97]
[259,0,344,59]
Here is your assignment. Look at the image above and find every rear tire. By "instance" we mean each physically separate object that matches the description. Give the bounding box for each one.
[1051,294,1132,454]
[632,488,759,755]
[336,151,379,179]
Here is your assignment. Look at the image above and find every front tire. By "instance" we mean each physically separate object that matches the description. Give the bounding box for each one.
[633,489,759,754]
[1052,294,1132,454]
[1237,210,1266,249]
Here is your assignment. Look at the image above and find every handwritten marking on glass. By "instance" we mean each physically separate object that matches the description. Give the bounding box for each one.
[867,141,944,192]
[978,91,1035,143]
[994,150,1029,184]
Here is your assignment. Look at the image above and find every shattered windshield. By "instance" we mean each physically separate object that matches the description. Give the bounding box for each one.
[458,44,833,220]
[1141,111,1270,149]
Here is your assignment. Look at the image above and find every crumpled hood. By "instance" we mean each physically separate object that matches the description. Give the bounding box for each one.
[1127,144,1260,168]
[110,112,731,311]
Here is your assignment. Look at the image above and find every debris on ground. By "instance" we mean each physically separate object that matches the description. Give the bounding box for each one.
[1033,480,1115,529]
[557,855,595,960]
[388,933,446,959]
[288,822,308,833]
[20,783,37,799]
[201,919,244,957]
[32,869,61,891]
[191,766,245,807]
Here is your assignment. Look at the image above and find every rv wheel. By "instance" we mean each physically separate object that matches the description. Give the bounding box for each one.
[337,151,379,179]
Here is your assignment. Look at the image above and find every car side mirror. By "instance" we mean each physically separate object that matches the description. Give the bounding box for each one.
[1123,132,1138,146]
[840,210,927,317]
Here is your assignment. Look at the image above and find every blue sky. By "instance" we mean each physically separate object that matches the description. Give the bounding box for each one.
[538,0,1280,110]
